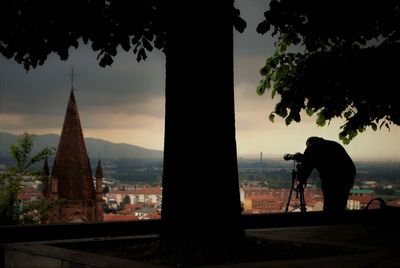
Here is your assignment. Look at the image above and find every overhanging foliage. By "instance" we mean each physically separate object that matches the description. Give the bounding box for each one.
[256,0,400,143]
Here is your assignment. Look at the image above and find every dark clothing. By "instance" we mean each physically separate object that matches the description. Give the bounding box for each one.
[297,139,356,213]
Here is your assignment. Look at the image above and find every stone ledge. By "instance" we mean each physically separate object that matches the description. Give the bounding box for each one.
[3,240,165,268]
[2,209,399,268]
[2,209,399,245]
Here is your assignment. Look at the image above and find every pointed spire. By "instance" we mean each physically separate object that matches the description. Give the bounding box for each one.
[42,157,50,197]
[43,157,50,177]
[66,67,79,93]
[95,159,103,179]
[51,90,95,200]
[95,159,104,200]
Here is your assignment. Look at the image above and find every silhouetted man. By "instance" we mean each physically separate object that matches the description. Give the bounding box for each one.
[297,136,356,213]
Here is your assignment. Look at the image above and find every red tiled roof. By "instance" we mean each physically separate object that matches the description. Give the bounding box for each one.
[103,214,139,221]
[349,194,377,205]
[17,193,31,200]
[110,187,162,195]
[387,199,400,207]
[119,208,134,214]
[139,213,161,220]
[246,195,275,201]
[18,186,42,200]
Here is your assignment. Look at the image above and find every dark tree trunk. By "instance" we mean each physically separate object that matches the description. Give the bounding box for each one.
[161,0,244,247]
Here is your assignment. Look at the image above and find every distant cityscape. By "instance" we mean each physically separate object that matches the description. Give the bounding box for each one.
[9,156,400,223]
[95,157,400,220]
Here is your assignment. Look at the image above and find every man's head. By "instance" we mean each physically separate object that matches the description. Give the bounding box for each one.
[306,136,324,147]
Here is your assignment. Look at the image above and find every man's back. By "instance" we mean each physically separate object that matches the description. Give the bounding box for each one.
[297,137,356,212]
[300,139,356,180]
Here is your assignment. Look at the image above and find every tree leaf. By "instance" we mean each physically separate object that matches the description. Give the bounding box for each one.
[285,116,293,125]
[305,107,314,116]
[268,113,275,122]
[136,47,147,62]
[256,81,266,96]
[234,16,247,33]
[256,21,270,34]
[142,38,153,52]
[99,53,114,67]
[316,114,326,127]
[271,88,276,99]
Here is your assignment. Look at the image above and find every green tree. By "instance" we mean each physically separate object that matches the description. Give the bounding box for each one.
[0,1,247,253]
[102,185,110,194]
[0,132,55,225]
[256,0,400,144]
[122,195,131,205]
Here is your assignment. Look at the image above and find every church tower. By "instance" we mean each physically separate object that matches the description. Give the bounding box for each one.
[47,89,103,223]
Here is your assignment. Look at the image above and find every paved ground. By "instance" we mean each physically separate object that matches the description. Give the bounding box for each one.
[202,224,400,268]
[3,221,399,267]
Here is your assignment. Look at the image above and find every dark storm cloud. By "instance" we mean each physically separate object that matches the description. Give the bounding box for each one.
[234,0,275,57]
[234,0,276,86]
[0,44,165,120]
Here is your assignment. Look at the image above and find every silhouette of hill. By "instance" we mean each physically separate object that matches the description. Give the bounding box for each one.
[0,132,163,160]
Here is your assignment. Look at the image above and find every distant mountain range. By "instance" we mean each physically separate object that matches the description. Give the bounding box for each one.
[0,132,163,160]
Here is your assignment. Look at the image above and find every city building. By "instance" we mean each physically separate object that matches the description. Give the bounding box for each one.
[241,187,325,213]
[103,186,162,221]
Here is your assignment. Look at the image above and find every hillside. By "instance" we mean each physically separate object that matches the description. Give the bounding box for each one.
[0,132,163,160]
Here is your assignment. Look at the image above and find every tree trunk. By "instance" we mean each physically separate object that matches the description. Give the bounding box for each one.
[161,0,244,247]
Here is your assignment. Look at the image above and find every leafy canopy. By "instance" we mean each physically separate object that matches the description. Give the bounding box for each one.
[256,0,400,144]
[0,1,246,70]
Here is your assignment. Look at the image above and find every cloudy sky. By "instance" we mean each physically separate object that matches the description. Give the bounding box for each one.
[0,0,399,161]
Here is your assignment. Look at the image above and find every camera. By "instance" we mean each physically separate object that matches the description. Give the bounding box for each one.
[283,152,303,162]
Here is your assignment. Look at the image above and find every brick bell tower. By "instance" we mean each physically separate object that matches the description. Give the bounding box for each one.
[47,86,103,223]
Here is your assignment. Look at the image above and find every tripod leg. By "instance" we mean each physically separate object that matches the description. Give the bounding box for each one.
[300,191,306,212]
[285,187,294,213]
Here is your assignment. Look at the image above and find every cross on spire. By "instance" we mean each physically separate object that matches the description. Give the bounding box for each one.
[66,67,80,92]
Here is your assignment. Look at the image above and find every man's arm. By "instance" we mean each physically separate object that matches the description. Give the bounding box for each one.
[296,149,314,186]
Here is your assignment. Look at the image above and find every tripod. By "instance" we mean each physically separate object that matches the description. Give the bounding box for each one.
[285,159,307,213]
